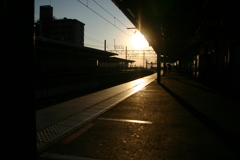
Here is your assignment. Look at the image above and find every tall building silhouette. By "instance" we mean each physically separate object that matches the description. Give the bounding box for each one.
[40,5,53,21]
[35,5,85,46]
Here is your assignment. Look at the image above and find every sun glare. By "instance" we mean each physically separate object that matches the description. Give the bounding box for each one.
[130,32,149,50]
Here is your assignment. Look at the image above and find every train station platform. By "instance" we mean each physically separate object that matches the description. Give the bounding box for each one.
[36,73,157,151]
[37,72,240,159]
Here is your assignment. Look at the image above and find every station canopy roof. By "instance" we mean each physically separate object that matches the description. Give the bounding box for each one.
[35,36,118,58]
[110,57,135,63]
[112,0,236,62]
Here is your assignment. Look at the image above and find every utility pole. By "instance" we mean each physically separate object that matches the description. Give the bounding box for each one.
[163,54,166,76]
[104,40,106,51]
[143,51,145,68]
[125,46,128,69]
[157,51,161,84]
[125,46,127,60]
[157,25,165,84]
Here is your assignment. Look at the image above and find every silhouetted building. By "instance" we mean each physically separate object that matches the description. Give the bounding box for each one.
[40,5,53,21]
[35,5,85,46]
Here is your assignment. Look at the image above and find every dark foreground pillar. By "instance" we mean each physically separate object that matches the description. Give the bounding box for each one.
[157,52,161,84]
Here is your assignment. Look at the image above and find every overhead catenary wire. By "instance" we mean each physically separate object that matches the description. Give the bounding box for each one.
[86,30,115,40]
[78,0,155,63]
[85,33,115,47]
[92,0,135,36]
[85,36,115,49]
[92,0,131,29]
[77,0,132,38]
[85,36,104,44]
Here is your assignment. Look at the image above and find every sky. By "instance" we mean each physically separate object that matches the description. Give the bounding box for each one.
[34,0,156,66]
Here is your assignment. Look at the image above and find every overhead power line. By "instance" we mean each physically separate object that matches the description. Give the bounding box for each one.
[77,0,132,38]
[86,30,114,40]
[93,0,129,28]
[85,36,103,44]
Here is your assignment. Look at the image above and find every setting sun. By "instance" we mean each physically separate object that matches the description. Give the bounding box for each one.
[130,31,149,50]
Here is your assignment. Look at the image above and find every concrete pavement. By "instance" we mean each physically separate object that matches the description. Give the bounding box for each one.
[37,72,240,159]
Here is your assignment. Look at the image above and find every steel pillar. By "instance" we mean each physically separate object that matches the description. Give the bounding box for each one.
[157,51,161,84]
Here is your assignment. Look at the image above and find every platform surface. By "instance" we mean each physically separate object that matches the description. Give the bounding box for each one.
[36,73,157,151]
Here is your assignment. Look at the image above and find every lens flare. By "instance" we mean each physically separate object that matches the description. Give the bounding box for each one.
[131,32,149,50]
